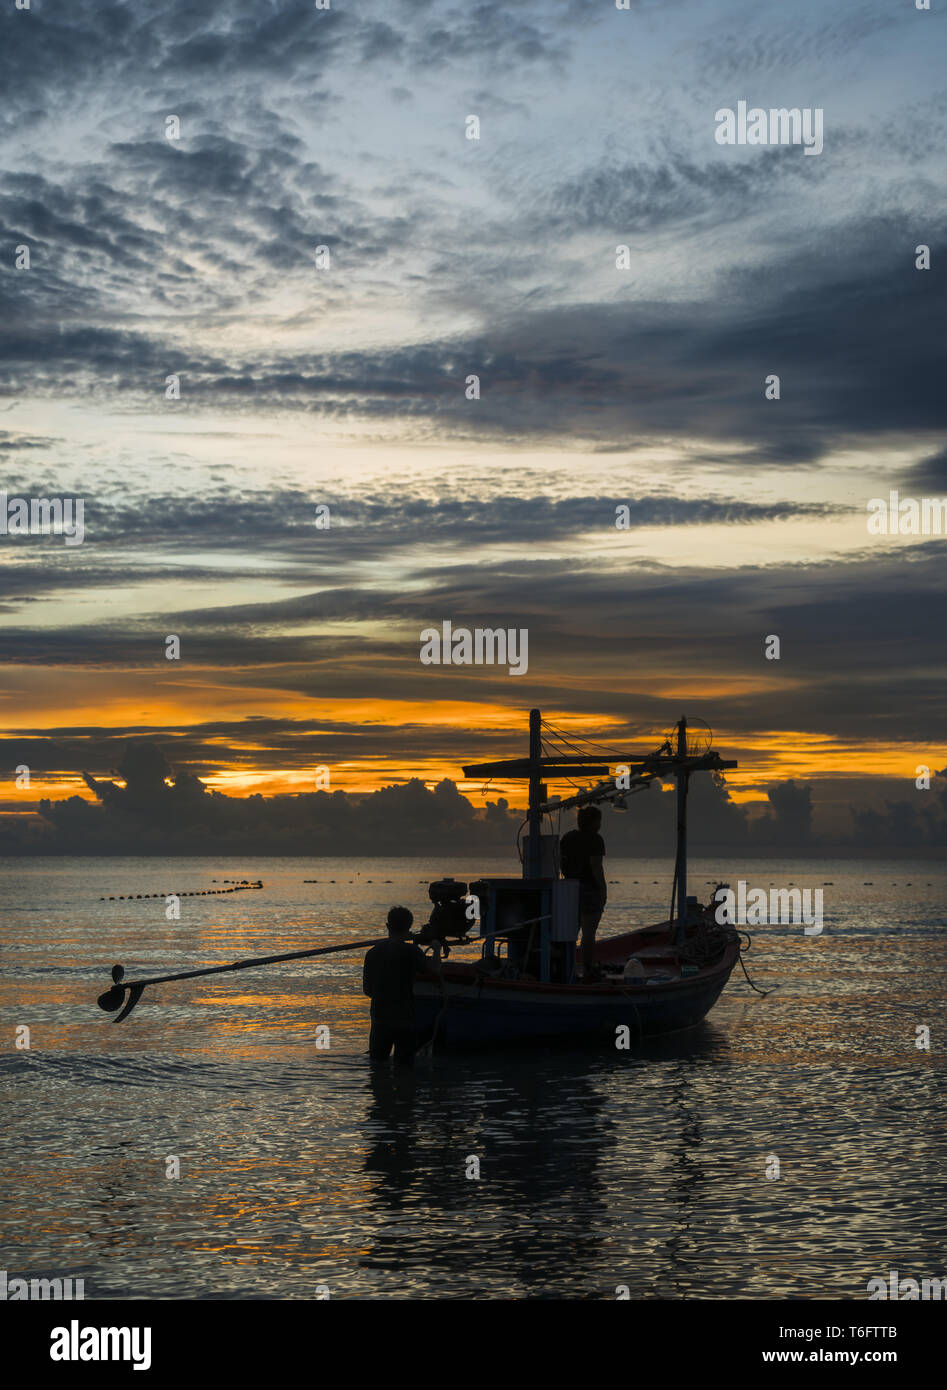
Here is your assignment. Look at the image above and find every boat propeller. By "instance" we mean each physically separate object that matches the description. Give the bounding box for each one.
[97,964,146,1022]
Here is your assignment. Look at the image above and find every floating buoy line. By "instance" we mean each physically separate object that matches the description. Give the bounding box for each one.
[99,880,263,901]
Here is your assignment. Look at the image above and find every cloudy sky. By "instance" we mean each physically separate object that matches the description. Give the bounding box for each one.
[1,0,946,848]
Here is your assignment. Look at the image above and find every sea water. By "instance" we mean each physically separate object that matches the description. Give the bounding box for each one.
[1,856,945,1300]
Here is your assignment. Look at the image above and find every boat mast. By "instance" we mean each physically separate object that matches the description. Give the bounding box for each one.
[462,710,736,916]
[675,716,688,942]
[526,707,543,879]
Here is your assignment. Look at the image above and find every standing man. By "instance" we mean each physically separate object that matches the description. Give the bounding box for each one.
[362,906,442,1064]
[559,805,607,981]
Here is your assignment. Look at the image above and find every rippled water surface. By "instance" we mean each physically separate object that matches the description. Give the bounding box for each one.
[1,856,945,1299]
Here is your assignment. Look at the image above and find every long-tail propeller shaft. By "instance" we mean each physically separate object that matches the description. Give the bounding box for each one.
[96,937,382,1022]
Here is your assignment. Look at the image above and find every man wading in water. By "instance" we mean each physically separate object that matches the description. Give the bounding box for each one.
[559,805,607,981]
[362,906,443,1064]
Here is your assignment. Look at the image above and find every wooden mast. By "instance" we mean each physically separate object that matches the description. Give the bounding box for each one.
[526,707,543,879]
[675,716,688,941]
[462,711,737,917]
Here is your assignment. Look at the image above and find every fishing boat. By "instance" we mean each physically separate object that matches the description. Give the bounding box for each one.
[412,709,743,1048]
[96,707,748,1045]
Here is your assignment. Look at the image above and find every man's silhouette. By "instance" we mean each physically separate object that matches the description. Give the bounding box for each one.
[559,805,607,980]
[362,906,442,1064]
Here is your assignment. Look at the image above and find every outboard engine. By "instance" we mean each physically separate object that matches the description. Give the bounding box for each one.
[419,878,471,955]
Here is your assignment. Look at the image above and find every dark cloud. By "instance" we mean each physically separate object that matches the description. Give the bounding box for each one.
[2,0,943,468]
[1,535,945,755]
[1,738,524,856]
[5,734,945,854]
[0,431,59,452]
[1,0,944,855]
[903,446,947,490]
[5,220,944,462]
[689,6,902,85]
[547,145,830,235]
[0,485,842,565]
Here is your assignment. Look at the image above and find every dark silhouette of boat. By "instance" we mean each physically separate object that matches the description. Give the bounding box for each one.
[412,709,741,1048]
[95,708,745,1043]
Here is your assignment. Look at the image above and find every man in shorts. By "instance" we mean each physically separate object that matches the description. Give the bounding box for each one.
[559,805,607,981]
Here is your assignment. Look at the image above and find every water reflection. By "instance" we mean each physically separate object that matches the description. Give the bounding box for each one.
[2,858,946,1300]
[359,1024,735,1296]
[361,1054,617,1290]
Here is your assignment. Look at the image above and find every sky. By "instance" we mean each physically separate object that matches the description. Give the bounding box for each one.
[1,0,946,853]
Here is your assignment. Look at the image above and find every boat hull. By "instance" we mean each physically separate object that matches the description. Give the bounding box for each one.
[413,927,738,1048]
